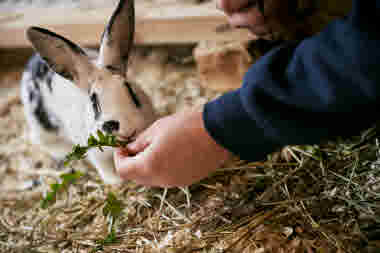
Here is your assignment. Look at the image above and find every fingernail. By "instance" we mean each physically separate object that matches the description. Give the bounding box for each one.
[126,145,139,156]
[127,142,137,151]
[127,139,137,147]
[115,148,128,156]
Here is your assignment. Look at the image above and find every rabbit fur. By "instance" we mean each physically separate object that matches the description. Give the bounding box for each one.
[20,0,157,184]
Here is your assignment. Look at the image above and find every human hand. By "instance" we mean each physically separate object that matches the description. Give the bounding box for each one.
[113,106,233,188]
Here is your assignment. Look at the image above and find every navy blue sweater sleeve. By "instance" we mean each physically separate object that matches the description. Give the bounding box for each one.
[203,0,380,161]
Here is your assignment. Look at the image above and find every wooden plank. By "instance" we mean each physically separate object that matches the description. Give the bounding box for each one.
[0,4,253,48]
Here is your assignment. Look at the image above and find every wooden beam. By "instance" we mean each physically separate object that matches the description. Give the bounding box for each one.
[0,4,253,48]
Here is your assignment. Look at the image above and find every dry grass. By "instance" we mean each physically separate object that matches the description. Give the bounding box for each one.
[0,85,379,252]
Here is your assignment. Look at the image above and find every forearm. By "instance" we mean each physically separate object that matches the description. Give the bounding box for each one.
[204,0,380,161]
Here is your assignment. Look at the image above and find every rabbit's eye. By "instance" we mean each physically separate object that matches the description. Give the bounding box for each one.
[124,82,141,108]
[90,93,102,120]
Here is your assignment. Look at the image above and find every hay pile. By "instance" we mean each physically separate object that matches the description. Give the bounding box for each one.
[0,0,379,252]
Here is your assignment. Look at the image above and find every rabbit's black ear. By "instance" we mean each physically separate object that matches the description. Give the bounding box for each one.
[98,0,135,77]
[27,27,95,89]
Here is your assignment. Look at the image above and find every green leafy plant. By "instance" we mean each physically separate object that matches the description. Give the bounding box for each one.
[103,192,124,219]
[40,170,83,209]
[91,228,118,253]
[91,193,124,252]
[64,130,132,167]
[41,130,132,209]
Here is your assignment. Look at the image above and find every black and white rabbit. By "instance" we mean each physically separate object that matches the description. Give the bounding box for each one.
[20,0,157,184]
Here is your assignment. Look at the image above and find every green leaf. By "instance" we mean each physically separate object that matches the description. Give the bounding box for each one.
[97,130,106,143]
[91,229,118,253]
[50,183,61,192]
[41,188,58,209]
[102,229,118,244]
[109,135,117,146]
[60,170,83,185]
[103,192,123,219]
[41,131,134,209]
[63,160,71,167]
[40,170,83,209]
[88,134,98,146]
[63,131,133,167]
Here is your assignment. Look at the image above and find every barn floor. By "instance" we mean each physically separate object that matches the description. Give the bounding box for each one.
[0,45,379,253]
[0,1,380,252]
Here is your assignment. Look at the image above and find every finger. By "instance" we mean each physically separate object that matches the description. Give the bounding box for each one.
[228,11,256,27]
[228,8,267,34]
[113,150,140,179]
[113,148,128,167]
[127,130,152,153]
[113,149,157,186]
[114,147,132,157]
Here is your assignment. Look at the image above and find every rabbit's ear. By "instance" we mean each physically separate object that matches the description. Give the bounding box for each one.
[98,0,134,77]
[27,27,95,90]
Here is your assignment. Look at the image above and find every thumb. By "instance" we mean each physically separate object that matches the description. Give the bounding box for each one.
[113,148,131,168]
[113,148,141,180]
[127,130,151,154]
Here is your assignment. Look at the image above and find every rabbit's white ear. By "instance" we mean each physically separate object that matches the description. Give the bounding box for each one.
[98,0,134,77]
[27,27,95,90]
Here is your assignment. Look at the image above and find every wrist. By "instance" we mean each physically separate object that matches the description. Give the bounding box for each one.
[195,105,234,162]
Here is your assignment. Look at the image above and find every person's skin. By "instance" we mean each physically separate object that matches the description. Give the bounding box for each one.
[217,0,270,36]
[114,106,232,187]
[113,0,262,187]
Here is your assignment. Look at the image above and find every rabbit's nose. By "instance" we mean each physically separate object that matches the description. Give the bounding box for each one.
[102,120,120,134]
